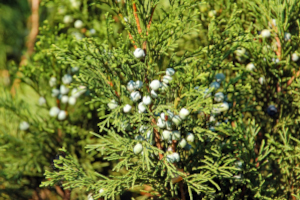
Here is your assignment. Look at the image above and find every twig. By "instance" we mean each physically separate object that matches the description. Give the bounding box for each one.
[239,185,246,199]
[274,36,281,59]
[55,185,65,198]
[171,168,185,184]
[287,70,300,86]
[107,81,120,97]
[272,24,282,99]
[291,185,296,200]
[143,5,157,51]
[132,2,142,34]
[179,182,186,200]
[41,189,54,200]
[231,101,236,128]
[128,32,138,49]
[140,185,161,198]
[171,140,177,152]
[63,189,71,200]
[31,190,40,200]
[270,22,281,60]
[27,0,40,55]
[151,117,164,160]
[147,5,157,36]
[118,13,137,49]
[144,76,164,160]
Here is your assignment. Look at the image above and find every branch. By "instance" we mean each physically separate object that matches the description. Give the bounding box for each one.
[171,140,177,152]
[269,21,281,60]
[132,2,142,34]
[128,32,138,49]
[63,189,71,200]
[271,24,282,98]
[287,70,300,86]
[179,182,186,200]
[274,36,281,59]
[27,0,40,55]
[151,117,164,160]
[231,101,236,127]
[144,76,163,160]
[143,5,157,51]
[107,81,120,97]
[147,5,157,36]
[55,185,65,198]
[118,13,137,49]
[291,185,296,200]
[31,190,40,200]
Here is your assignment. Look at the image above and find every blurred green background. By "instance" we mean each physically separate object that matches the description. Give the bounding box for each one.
[0,0,30,70]
[0,1,45,199]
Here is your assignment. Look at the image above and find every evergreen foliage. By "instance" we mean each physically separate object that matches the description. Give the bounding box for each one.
[1,0,300,199]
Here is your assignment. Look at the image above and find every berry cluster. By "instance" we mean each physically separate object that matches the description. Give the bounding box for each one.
[233,20,292,117]
[106,48,232,165]
[59,0,96,40]
[47,67,86,121]
[107,48,192,162]
[204,73,230,131]
[106,48,236,168]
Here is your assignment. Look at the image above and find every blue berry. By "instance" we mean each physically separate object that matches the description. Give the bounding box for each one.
[267,105,277,117]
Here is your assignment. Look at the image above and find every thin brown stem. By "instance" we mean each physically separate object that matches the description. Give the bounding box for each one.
[179,182,186,200]
[277,82,281,93]
[133,2,142,34]
[291,185,296,200]
[274,36,281,60]
[272,24,283,97]
[142,5,157,51]
[55,185,65,198]
[63,189,71,200]
[287,70,300,86]
[147,5,157,36]
[31,190,40,200]
[55,96,64,140]
[172,140,177,152]
[118,13,138,49]
[231,101,236,128]
[171,169,184,184]
[145,76,163,160]
[129,32,138,49]
[142,41,147,53]
[27,0,40,55]
[107,81,120,97]
[270,22,281,61]
[151,117,164,160]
